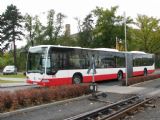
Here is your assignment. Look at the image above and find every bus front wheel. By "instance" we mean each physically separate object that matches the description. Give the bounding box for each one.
[72,74,82,84]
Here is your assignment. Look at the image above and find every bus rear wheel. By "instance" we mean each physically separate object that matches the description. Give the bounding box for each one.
[117,71,123,81]
[72,75,82,84]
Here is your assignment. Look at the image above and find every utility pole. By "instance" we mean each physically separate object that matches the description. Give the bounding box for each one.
[124,12,128,86]
[87,55,97,98]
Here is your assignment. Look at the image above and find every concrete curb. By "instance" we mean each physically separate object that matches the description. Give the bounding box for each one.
[0,92,103,119]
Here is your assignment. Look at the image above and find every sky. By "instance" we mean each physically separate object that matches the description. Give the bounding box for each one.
[1,0,160,48]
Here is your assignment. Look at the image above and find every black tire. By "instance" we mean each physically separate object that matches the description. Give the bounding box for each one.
[144,69,148,76]
[117,71,123,81]
[72,75,82,84]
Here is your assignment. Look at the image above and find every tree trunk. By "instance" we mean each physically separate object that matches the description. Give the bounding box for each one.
[12,26,17,67]
[13,39,17,67]
[30,31,34,46]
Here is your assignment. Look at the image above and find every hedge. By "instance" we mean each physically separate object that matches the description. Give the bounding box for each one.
[0,84,90,113]
[122,74,160,86]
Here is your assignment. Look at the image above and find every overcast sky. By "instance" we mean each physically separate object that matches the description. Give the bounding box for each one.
[1,0,160,48]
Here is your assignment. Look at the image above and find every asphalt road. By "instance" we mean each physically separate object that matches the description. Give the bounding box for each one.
[0,77,25,81]
[0,85,38,92]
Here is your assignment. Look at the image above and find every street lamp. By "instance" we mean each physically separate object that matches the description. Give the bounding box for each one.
[124,12,128,86]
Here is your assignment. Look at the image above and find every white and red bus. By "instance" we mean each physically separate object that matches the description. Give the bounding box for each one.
[26,45,155,86]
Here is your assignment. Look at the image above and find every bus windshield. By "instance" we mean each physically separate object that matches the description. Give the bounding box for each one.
[27,47,48,73]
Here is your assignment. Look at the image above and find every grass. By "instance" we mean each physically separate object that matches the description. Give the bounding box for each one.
[0,74,26,78]
[0,80,24,83]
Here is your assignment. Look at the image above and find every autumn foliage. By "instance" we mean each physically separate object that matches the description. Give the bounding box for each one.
[122,74,160,86]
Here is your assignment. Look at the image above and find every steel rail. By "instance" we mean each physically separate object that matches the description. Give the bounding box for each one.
[102,97,154,120]
[65,95,139,120]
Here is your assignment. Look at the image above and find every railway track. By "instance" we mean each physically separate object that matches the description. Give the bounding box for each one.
[65,95,155,120]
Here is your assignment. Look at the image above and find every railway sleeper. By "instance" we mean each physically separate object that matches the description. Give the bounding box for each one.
[89,98,113,104]
[123,115,133,120]
[144,103,156,108]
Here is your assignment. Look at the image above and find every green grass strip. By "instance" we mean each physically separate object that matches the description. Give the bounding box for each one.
[0,80,24,83]
[0,74,25,78]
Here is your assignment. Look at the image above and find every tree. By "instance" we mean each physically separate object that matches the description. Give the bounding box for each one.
[2,4,24,67]
[43,10,66,45]
[92,6,118,48]
[24,10,66,46]
[0,15,10,55]
[0,52,14,69]
[54,13,66,43]
[92,6,133,48]
[33,15,45,45]
[0,15,4,54]
[76,14,94,47]
[0,15,2,36]
[25,14,34,46]
[134,15,160,52]
[45,9,55,44]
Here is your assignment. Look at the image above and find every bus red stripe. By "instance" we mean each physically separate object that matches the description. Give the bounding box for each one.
[27,70,155,86]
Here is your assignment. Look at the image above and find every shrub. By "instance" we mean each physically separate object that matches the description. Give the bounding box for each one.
[0,91,13,112]
[15,90,32,107]
[122,74,160,86]
[0,84,90,113]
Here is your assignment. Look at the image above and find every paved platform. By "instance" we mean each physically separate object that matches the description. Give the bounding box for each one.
[99,85,146,94]
[98,79,160,97]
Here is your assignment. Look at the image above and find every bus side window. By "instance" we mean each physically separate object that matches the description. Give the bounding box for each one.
[116,56,125,67]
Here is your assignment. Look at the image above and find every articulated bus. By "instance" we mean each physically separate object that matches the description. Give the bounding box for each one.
[26,45,155,86]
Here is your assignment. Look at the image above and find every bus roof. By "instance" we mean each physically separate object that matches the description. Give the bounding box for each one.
[122,51,154,55]
[93,48,119,52]
[29,45,121,53]
[29,45,154,55]
[29,45,95,53]
[130,51,146,54]
[29,45,82,49]
[123,51,146,54]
